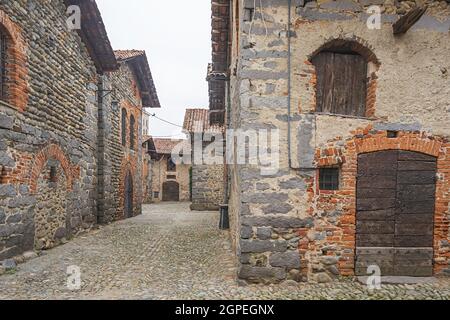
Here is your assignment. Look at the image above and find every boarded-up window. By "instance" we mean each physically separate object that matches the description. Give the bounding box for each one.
[121,108,127,146]
[312,51,367,117]
[130,115,135,150]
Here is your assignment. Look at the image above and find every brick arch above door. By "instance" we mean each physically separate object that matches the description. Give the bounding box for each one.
[312,129,450,276]
[29,143,80,194]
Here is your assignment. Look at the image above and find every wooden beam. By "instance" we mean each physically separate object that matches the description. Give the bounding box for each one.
[393,6,428,35]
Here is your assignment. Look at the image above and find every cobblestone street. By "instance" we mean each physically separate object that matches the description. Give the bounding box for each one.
[0,203,449,300]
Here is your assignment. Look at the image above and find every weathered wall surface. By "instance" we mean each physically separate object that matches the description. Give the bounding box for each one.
[151,155,191,202]
[101,63,144,222]
[191,164,224,211]
[142,154,152,203]
[0,1,98,260]
[230,0,450,283]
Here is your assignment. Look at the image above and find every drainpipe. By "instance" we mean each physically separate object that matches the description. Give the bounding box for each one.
[223,0,233,206]
[287,0,293,169]
[96,77,105,224]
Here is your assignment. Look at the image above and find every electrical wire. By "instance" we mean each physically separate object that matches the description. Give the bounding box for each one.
[150,113,184,128]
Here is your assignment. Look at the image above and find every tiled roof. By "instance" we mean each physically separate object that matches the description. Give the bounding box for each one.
[151,138,186,155]
[113,50,161,109]
[114,50,145,61]
[183,109,224,134]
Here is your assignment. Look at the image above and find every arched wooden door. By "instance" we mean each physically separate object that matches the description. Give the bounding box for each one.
[356,150,436,276]
[162,181,179,202]
[124,171,133,218]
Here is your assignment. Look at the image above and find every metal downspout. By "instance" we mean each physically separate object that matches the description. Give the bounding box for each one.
[287,0,292,169]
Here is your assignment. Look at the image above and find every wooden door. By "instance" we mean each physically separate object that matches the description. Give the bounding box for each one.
[356,150,436,276]
[162,181,180,202]
[124,172,133,218]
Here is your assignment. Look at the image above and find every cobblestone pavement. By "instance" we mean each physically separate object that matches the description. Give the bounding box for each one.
[1,202,449,300]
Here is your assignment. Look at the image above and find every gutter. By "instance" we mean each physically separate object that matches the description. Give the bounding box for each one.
[287,0,292,169]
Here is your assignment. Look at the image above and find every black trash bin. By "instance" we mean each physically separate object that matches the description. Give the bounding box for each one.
[219,204,229,230]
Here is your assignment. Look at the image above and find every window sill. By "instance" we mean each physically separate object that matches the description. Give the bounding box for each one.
[311,112,378,121]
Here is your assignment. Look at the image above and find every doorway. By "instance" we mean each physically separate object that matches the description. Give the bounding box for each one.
[355,150,436,276]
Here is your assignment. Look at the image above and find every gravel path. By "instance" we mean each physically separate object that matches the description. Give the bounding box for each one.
[0,202,449,300]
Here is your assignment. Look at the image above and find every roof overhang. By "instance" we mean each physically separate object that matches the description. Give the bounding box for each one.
[64,0,118,73]
[115,51,161,109]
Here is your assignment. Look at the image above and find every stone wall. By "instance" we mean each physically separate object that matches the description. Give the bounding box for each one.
[191,164,224,211]
[229,0,450,283]
[0,1,98,260]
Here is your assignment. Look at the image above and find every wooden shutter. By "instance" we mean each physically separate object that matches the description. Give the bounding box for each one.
[313,52,367,117]
[121,109,127,146]
[130,115,135,150]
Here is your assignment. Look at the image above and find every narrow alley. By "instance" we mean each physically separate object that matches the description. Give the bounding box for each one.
[0,203,449,300]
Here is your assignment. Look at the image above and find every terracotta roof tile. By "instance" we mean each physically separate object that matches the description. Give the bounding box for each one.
[151,138,187,155]
[114,50,145,61]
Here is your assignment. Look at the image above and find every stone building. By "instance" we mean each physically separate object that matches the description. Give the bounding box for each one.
[146,137,191,202]
[209,0,450,283]
[99,50,160,222]
[183,108,225,211]
[0,1,160,261]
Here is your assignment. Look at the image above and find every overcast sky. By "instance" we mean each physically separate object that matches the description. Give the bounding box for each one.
[96,0,211,138]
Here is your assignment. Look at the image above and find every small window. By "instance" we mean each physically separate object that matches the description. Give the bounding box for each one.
[319,168,339,191]
[387,131,398,138]
[153,191,160,198]
[0,166,6,184]
[167,156,176,172]
[130,115,136,150]
[49,166,57,183]
[121,108,127,146]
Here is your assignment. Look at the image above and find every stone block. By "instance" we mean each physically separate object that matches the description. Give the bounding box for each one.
[242,216,314,228]
[2,259,16,270]
[238,265,286,281]
[270,251,301,269]
[240,240,287,253]
[262,203,293,214]
[256,227,272,240]
[0,115,14,130]
[6,214,22,224]
[279,178,306,190]
[0,185,17,198]
[240,226,253,239]
[242,192,289,204]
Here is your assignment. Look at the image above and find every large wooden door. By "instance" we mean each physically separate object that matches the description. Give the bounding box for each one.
[356,150,436,276]
[162,181,180,202]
